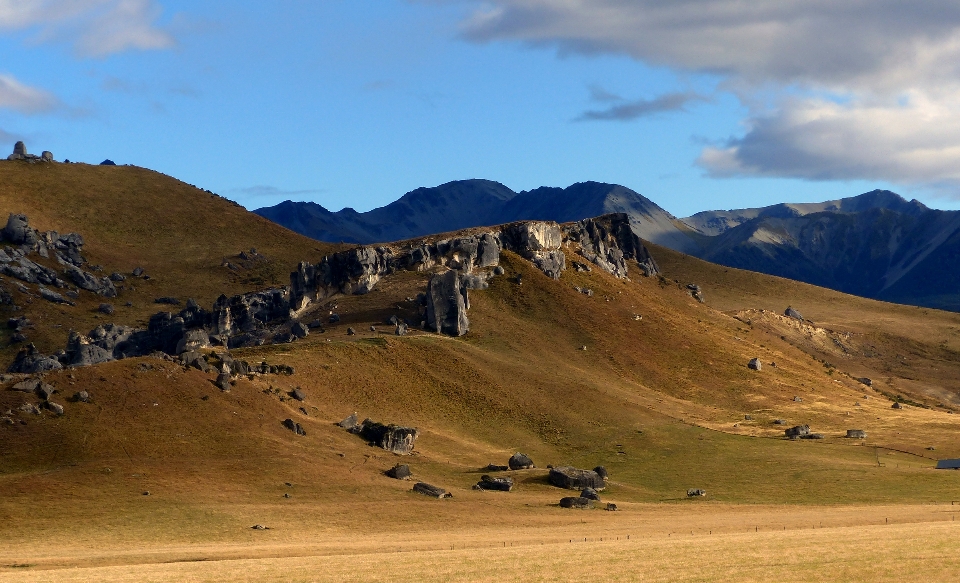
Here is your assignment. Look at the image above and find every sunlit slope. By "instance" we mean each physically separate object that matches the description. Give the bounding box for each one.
[0,161,339,359]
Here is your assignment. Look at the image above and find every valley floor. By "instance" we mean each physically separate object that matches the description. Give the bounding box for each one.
[1,504,959,582]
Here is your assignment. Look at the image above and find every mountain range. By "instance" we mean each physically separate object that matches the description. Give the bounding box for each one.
[255,183,960,311]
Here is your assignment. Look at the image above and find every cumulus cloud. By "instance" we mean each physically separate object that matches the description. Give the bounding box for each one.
[0,73,59,113]
[0,0,174,57]
[456,0,960,187]
[576,91,703,122]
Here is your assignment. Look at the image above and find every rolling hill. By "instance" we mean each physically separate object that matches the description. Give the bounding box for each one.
[2,160,960,579]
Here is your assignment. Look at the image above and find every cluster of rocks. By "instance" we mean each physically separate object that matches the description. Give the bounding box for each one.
[8,213,661,373]
[6,142,53,163]
[686,283,704,303]
[8,378,73,417]
[0,214,118,311]
[337,413,419,454]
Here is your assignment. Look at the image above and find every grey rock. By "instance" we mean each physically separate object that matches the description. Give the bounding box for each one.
[593,466,609,481]
[41,151,53,162]
[412,482,451,499]
[358,421,419,454]
[492,266,505,275]
[12,379,41,393]
[291,388,305,401]
[68,343,114,367]
[19,402,41,415]
[39,287,73,305]
[75,390,90,403]
[66,266,117,297]
[687,488,707,497]
[559,497,593,509]
[486,464,509,471]
[337,413,358,429]
[425,270,469,336]
[476,475,514,492]
[45,401,64,416]
[508,452,535,470]
[580,487,601,501]
[282,418,306,435]
[2,214,37,245]
[10,332,26,343]
[132,267,144,277]
[548,466,605,490]
[605,503,619,511]
[100,159,116,166]
[35,382,55,400]
[216,373,232,391]
[291,321,309,338]
[9,343,63,373]
[395,322,407,336]
[785,425,811,439]
[800,433,824,440]
[98,303,115,315]
[386,464,412,480]
[748,358,762,371]
[846,429,867,439]
[13,141,26,156]
[346,327,355,336]
[328,313,340,323]
[857,377,873,387]
[109,272,126,282]
[891,402,903,409]
[785,306,803,320]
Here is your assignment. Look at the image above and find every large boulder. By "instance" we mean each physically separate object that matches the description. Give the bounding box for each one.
[846,429,867,439]
[548,466,606,490]
[386,464,412,480]
[413,482,451,498]
[475,475,514,491]
[13,141,26,156]
[508,452,535,470]
[2,214,37,246]
[425,270,469,336]
[8,344,63,373]
[580,487,601,501]
[356,420,419,454]
[337,413,358,429]
[785,425,811,439]
[784,306,803,321]
[559,496,593,509]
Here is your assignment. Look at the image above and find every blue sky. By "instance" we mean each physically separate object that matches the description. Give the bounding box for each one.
[3,0,960,217]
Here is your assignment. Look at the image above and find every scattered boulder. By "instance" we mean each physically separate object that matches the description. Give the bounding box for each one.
[892,402,903,409]
[785,425,811,439]
[548,466,605,490]
[35,382,55,400]
[132,267,144,277]
[215,372,232,391]
[291,321,309,339]
[386,464,412,480]
[395,322,407,336]
[19,402,41,415]
[66,267,116,297]
[846,429,867,439]
[425,270,469,336]
[413,482,451,499]
[337,413,358,430]
[476,475,514,492]
[559,497,593,509]
[346,327,355,336]
[175,329,210,355]
[687,489,707,497]
[508,452,535,470]
[793,396,803,402]
[580,487,601,501]
[39,287,73,305]
[2,213,37,245]
[41,151,53,162]
[605,503,618,511]
[282,418,306,435]
[748,358,762,371]
[98,303,115,315]
[784,306,803,321]
[109,272,126,282]
[328,313,340,323]
[857,377,873,387]
[486,464,509,472]
[45,401,64,416]
[74,390,90,403]
[12,379,41,393]
[100,159,116,166]
[291,388,305,401]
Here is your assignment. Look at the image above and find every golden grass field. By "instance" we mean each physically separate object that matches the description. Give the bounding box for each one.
[1,163,960,581]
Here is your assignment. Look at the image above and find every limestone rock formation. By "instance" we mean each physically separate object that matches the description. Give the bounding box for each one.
[353,419,419,454]
[425,270,469,336]
[508,452,535,470]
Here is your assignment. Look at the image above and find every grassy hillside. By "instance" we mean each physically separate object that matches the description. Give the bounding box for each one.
[0,162,340,360]
[1,164,960,577]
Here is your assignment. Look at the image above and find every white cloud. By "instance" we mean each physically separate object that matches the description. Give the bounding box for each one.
[0,73,59,113]
[0,0,174,57]
[455,0,960,187]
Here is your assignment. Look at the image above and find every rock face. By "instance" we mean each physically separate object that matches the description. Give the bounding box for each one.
[559,496,593,509]
[354,419,419,454]
[413,482,451,499]
[476,475,514,491]
[548,466,606,490]
[508,452,535,470]
[426,270,469,336]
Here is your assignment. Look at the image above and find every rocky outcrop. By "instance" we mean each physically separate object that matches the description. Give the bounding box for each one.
[9,343,63,373]
[548,466,606,490]
[425,270,469,336]
[784,306,803,321]
[785,425,811,439]
[352,419,419,454]
[6,141,52,162]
